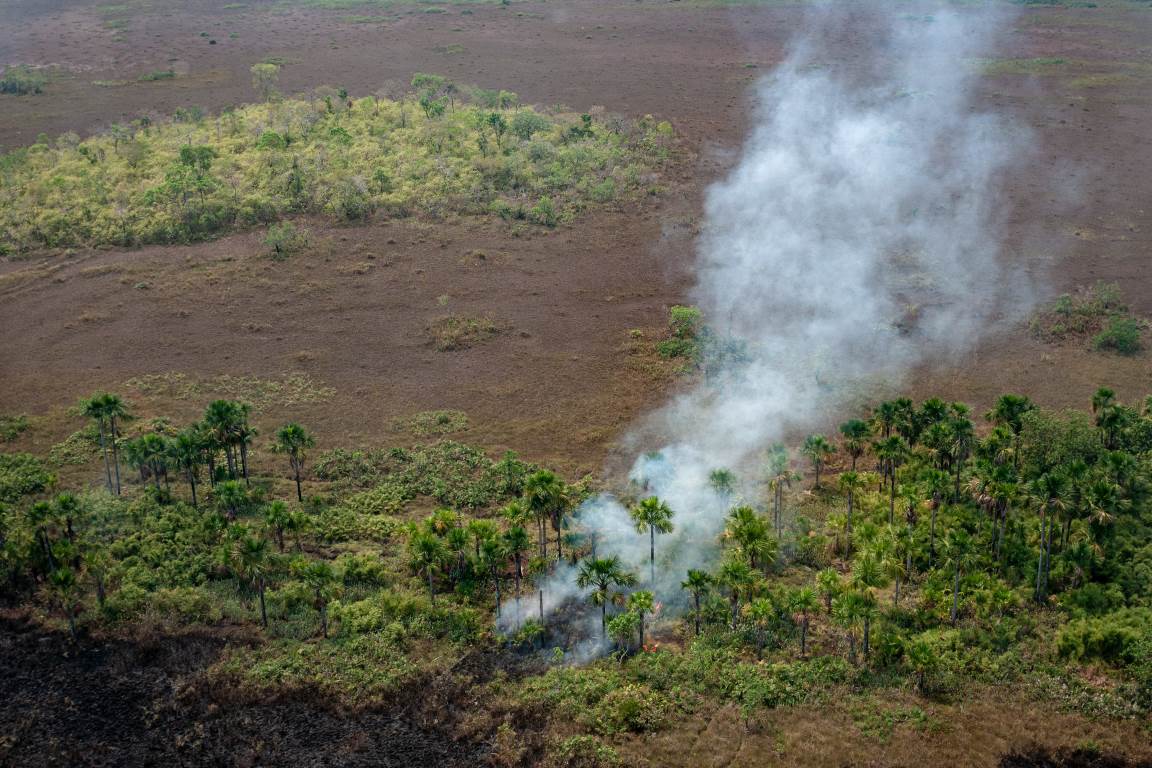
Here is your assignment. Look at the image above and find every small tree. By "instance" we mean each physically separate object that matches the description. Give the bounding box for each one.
[250,62,281,102]
[681,569,711,637]
[273,423,315,502]
[576,555,636,638]
[628,590,655,649]
[294,559,337,637]
[790,587,818,657]
[628,496,674,582]
[801,434,835,488]
[408,530,446,604]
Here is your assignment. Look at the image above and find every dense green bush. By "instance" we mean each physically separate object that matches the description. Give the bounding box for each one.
[0,453,54,503]
[1093,316,1143,355]
[1057,609,1152,664]
[0,66,45,95]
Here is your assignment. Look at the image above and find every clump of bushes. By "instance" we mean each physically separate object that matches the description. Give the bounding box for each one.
[1030,282,1144,355]
[656,305,701,360]
[0,414,29,442]
[0,65,45,95]
[0,81,674,253]
[428,315,503,351]
[262,221,309,260]
[0,452,54,503]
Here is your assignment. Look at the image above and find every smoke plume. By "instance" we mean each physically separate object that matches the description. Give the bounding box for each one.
[501,2,1028,650]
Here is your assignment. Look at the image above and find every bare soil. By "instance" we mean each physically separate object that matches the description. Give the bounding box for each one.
[0,613,486,767]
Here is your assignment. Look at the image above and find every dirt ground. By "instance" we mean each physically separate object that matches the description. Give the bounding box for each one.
[2,0,1152,476]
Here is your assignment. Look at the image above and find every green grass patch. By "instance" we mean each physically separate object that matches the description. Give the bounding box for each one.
[0,415,30,443]
[121,372,335,411]
[137,69,176,82]
[973,57,1068,75]
[428,315,504,351]
[0,66,46,96]
[395,410,470,436]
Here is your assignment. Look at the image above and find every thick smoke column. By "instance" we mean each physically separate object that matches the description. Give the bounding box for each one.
[502,3,1026,647]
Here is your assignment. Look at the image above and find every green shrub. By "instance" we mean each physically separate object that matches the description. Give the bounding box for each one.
[0,414,29,443]
[150,586,223,623]
[1057,609,1152,664]
[546,736,620,768]
[0,66,45,95]
[263,221,309,259]
[1093,316,1142,355]
[0,452,54,502]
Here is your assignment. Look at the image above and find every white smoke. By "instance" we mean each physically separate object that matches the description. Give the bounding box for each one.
[502,3,1029,647]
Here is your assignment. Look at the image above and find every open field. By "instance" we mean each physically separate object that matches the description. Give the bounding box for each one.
[3,1,1152,766]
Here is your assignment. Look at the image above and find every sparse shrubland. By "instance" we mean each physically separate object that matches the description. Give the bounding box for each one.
[0,76,674,253]
[1030,282,1145,355]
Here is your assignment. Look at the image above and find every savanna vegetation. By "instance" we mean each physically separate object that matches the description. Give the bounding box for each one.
[0,70,673,254]
[4,382,1152,765]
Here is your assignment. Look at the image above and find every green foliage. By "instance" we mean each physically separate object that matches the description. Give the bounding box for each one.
[0,453,54,503]
[0,415,30,443]
[517,665,675,735]
[0,87,672,253]
[546,736,621,768]
[396,409,469,436]
[312,441,534,509]
[262,221,309,259]
[429,315,503,351]
[1057,608,1152,664]
[1031,282,1144,355]
[1093,316,1143,355]
[331,588,482,641]
[0,66,46,95]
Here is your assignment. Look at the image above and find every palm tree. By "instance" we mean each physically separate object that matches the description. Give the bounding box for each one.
[801,434,835,488]
[850,551,886,655]
[708,468,736,498]
[725,505,776,573]
[273,423,314,502]
[941,528,973,624]
[503,524,531,624]
[83,395,114,494]
[101,394,128,495]
[170,429,203,506]
[235,416,257,487]
[236,535,270,627]
[833,590,867,665]
[681,569,711,636]
[49,567,81,642]
[628,590,655,649]
[264,500,291,551]
[874,436,909,523]
[948,404,975,501]
[906,639,937,693]
[985,394,1035,469]
[885,531,910,606]
[716,557,756,629]
[523,469,567,560]
[576,555,636,637]
[1029,473,1067,603]
[838,471,864,555]
[790,586,818,657]
[294,559,337,637]
[872,400,900,439]
[409,529,447,604]
[480,537,506,616]
[765,444,794,535]
[817,568,841,614]
[214,479,249,521]
[839,419,873,471]
[629,496,675,582]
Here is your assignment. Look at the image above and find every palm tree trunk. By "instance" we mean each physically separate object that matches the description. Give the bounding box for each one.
[188,471,198,506]
[638,613,645,650]
[240,442,250,487]
[930,506,938,566]
[951,563,960,624]
[319,601,328,638]
[1035,510,1047,602]
[889,481,896,525]
[110,417,122,495]
[427,567,436,604]
[894,576,901,606]
[539,588,544,625]
[601,601,607,638]
[649,527,655,583]
[863,615,871,656]
[96,419,113,493]
[801,614,808,657]
[258,576,267,627]
[694,594,701,636]
[294,462,303,502]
